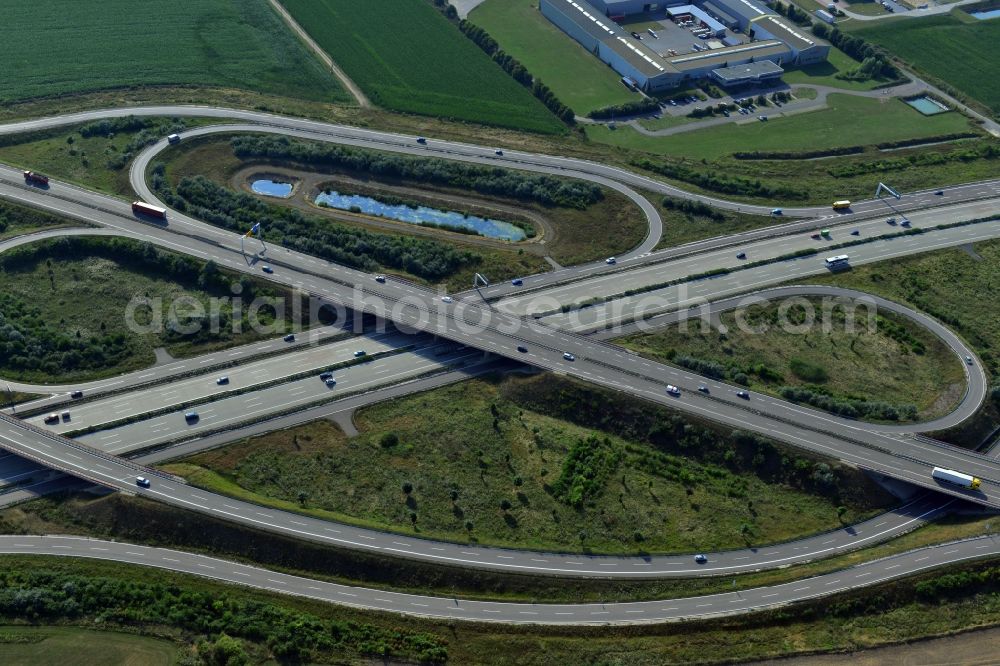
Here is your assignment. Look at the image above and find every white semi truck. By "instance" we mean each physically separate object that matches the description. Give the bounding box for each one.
[932,467,981,490]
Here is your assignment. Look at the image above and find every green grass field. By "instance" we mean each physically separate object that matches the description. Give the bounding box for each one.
[170,374,885,555]
[618,299,965,421]
[853,13,1000,115]
[0,627,179,666]
[470,0,637,115]
[0,0,347,104]
[278,0,564,133]
[587,94,977,159]
[812,238,1000,380]
[782,46,891,91]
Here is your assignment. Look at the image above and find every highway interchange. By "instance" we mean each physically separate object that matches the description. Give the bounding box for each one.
[0,106,999,624]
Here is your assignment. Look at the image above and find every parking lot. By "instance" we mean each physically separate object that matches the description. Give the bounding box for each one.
[620,12,745,58]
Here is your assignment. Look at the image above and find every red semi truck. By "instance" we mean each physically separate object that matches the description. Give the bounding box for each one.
[131,201,167,220]
[23,170,49,185]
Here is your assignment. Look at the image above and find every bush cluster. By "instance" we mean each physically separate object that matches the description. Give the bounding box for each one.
[660,196,725,221]
[587,98,661,120]
[0,568,447,662]
[734,146,865,160]
[828,139,998,178]
[811,23,901,81]
[229,135,602,209]
[550,434,621,507]
[634,158,807,200]
[779,386,918,421]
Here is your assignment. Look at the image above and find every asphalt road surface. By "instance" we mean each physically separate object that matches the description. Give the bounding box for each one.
[2,531,997,625]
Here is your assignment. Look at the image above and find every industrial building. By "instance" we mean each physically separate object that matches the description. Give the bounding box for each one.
[539,0,830,91]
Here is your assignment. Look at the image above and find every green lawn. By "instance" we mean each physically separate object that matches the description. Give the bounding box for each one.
[0,0,347,104]
[170,374,887,555]
[811,238,1000,380]
[618,299,965,421]
[278,0,564,133]
[853,12,1000,115]
[0,118,218,196]
[782,46,889,91]
[470,0,637,115]
[588,94,977,159]
[0,627,179,666]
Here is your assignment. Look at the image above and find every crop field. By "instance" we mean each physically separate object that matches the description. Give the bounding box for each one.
[0,0,347,104]
[853,13,1000,115]
[470,0,637,115]
[278,0,564,133]
[0,626,179,666]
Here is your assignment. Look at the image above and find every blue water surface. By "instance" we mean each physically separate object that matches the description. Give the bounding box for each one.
[315,190,527,241]
[252,179,293,197]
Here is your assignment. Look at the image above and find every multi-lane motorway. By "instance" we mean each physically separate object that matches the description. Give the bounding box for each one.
[0,105,999,624]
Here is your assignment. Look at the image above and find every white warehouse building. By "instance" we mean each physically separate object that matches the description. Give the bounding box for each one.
[540,0,828,91]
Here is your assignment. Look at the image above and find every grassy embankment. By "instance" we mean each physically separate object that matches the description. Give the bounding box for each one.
[0,117,218,196]
[3,549,1000,664]
[163,373,892,555]
[0,199,87,241]
[277,0,564,133]
[0,236,315,384]
[0,626,180,666]
[160,134,647,272]
[0,0,347,105]
[811,238,1000,446]
[851,11,1000,117]
[619,297,965,422]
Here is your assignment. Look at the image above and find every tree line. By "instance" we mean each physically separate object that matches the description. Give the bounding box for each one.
[586,98,661,120]
[229,135,603,209]
[159,171,477,282]
[77,115,189,170]
[457,20,577,125]
[633,158,808,200]
[0,567,447,663]
[828,139,998,178]
[811,22,901,81]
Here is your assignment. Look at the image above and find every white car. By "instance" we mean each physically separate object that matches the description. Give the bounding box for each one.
[563,352,576,361]
[441,296,453,303]
[375,274,386,283]
[605,257,616,265]
[666,385,680,396]
[136,476,150,488]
